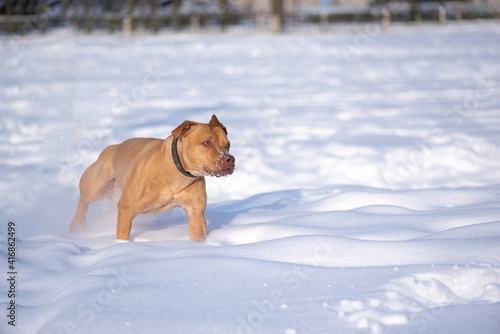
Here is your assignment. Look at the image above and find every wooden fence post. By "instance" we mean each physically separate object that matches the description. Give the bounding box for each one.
[455,3,462,21]
[381,7,391,30]
[270,0,283,33]
[439,5,446,25]
[123,15,132,37]
[320,12,328,32]
[256,13,266,32]
[191,15,200,33]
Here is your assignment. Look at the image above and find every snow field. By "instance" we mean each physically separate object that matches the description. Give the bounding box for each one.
[1,22,500,333]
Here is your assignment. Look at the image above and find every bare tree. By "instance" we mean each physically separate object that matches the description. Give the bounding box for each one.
[218,0,228,31]
[150,0,159,33]
[6,0,12,15]
[410,0,421,23]
[172,0,182,31]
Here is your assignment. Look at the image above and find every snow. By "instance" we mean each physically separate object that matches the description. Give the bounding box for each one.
[1,22,500,333]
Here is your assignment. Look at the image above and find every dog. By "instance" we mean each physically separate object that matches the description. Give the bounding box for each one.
[70,114,235,242]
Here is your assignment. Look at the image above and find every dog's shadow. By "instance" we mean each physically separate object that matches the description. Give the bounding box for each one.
[131,206,240,242]
[130,189,301,243]
[126,205,238,242]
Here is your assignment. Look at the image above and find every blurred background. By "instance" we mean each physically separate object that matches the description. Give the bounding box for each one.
[1,0,500,35]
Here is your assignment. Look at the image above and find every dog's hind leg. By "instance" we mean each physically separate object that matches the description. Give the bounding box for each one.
[70,145,117,232]
[70,198,90,232]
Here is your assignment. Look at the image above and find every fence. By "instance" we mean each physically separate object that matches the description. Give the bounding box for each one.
[1,1,499,36]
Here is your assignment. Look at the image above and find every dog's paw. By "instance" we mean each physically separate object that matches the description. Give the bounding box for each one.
[69,220,85,232]
[115,238,130,243]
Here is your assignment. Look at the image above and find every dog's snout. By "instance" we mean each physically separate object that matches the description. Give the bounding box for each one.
[219,154,235,176]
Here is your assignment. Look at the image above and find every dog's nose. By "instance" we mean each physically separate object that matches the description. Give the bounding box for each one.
[226,155,235,165]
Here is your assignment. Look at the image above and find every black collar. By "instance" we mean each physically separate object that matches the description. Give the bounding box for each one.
[171,137,197,178]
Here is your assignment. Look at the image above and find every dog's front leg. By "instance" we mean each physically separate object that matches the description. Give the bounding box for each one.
[116,199,138,241]
[185,208,207,242]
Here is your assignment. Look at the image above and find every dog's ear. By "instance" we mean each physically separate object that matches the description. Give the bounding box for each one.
[172,120,199,138]
[209,114,227,135]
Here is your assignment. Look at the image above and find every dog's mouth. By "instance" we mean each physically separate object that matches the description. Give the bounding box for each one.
[203,165,234,178]
[218,167,233,177]
[202,154,235,177]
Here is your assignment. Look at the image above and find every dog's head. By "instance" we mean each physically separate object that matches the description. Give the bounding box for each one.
[171,114,235,177]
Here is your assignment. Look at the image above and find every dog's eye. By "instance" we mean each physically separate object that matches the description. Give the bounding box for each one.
[203,141,211,147]
[226,143,230,150]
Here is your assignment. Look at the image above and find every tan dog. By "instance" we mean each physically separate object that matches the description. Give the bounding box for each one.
[70,115,235,242]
